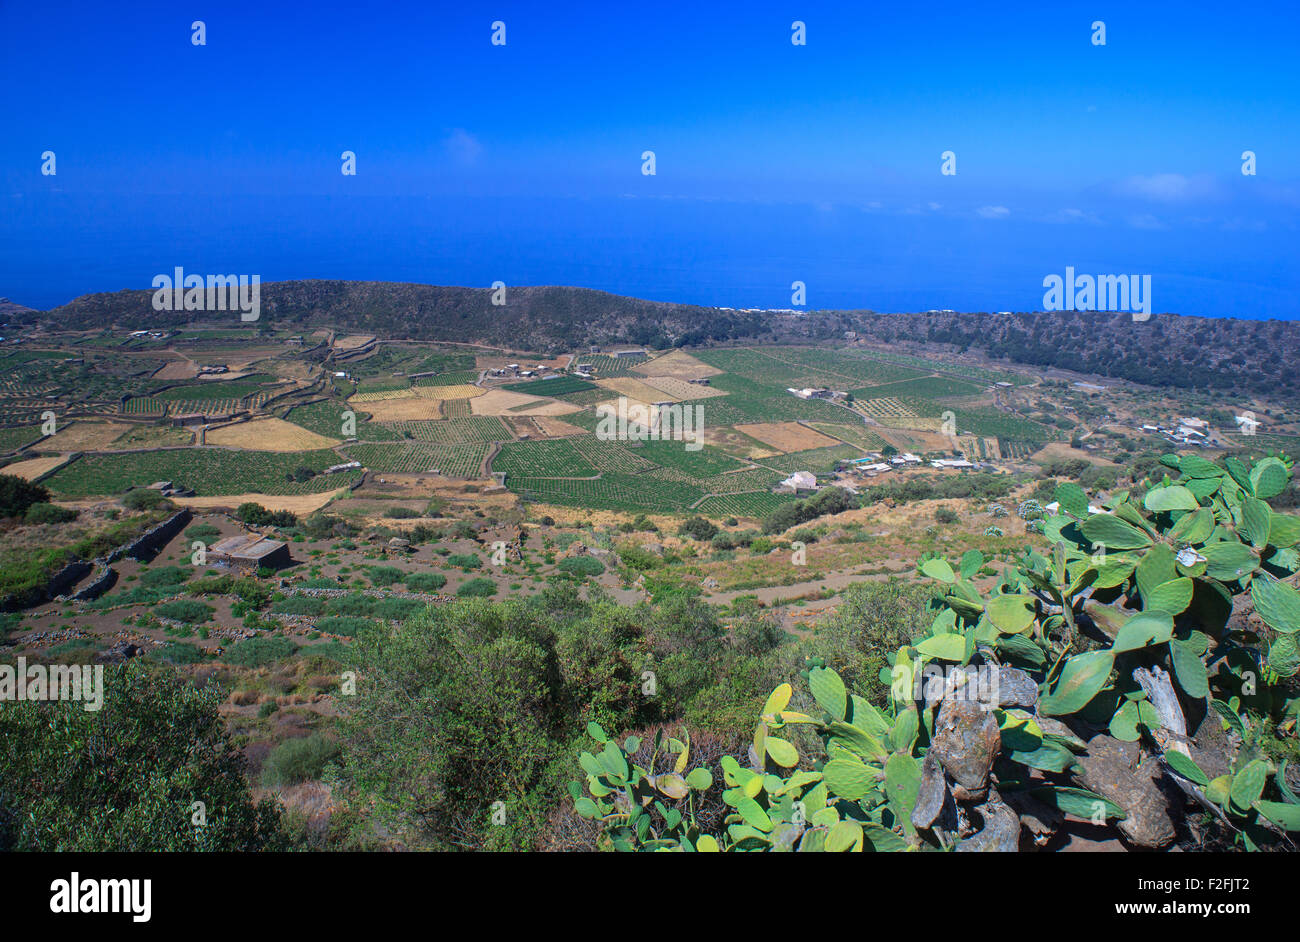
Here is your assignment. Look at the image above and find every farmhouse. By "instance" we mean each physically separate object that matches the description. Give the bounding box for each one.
[778,471,818,492]
[209,533,291,574]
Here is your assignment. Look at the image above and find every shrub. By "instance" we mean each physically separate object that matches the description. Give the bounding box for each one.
[456,577,497,598]
[260,733,341,787]
[270,596,325,616]
[147,642,205,664]
[364,565,406,587]
[140,565,189,588]
[677,517,718,541]
[557,556,605,577]
[934,507,959,524]
[0,474,51,518]
[155,599,215,624]
[447,553,480,570]
[186,522,221,542]
[403,571,447,592]
[236,503,297,528]
[315,616,374,637]
[122,488,168,511]
[222,635,299,667]
[25,502,77,524]
[384,506,420,519]
[372,597,427,621]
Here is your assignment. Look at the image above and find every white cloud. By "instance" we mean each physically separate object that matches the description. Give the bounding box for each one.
[1126,213,1166,230]
[444,129,483,166]
[1117,173,1216,203]
[1045,207,1100,225]
[976,205,1010,219]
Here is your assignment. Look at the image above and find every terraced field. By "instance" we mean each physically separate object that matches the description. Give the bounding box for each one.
[342,442,489,477]
[380,417,511,444]
[44,448,356,497]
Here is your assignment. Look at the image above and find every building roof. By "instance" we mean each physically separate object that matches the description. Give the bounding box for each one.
[210,533,288,561]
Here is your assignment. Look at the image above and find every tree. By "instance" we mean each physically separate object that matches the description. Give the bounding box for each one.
[0,664,284,851]
[0,473,51,518]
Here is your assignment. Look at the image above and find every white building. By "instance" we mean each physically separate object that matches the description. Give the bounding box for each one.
[779,471,818,492]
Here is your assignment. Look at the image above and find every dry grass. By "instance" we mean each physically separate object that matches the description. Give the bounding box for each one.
[637,375,730,400]
[596,377,680,403]
[351,396,443,421]
[3,455,70,480]
[40,422,133,452]
[471,389,580,417]
[631,349,722,380]
[206,417,340,451]
[334,334,376,351]
[172,489,348,515]
[702,426,778,459]
[411,384,483,401]
[735,421,839,453]
[108,424,195,450]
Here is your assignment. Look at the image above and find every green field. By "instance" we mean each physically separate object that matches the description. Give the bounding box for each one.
[382,417,511,444]
[283,400,403,441]
[502,376,596,396]
[343,442,489,477]
[44,448,357,497]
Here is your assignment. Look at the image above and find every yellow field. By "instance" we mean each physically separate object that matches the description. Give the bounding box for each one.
[206,417,340,451]
[40,422,134,452]
[352,397,442,421]
[411,384,483,401]
[350,389,415,403]
[334,334,376,351]
[636,375,730,401]
[631,349,722,380]
[471,389,581,417]
[4,455,70,481]
[597,377,681,403]
[735,421,839,453]
[173,488,349,515]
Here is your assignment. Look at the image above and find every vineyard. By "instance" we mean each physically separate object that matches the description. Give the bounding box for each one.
[43,447,355,497]
[380,417,511,444]
[342,442,489,478]
[502,376,596,397]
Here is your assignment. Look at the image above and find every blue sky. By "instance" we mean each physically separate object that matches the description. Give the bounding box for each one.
[2,0,1298,316]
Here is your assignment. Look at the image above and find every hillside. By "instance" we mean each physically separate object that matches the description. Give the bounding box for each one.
[25,282,775,353]
[23,281,1300,399]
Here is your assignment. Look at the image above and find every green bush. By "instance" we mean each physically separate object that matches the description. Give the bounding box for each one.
[456,577,497,598]
[25,502,77,524]
[147,642,205,664]
[447,553,481,570]
[140,565,189,588]
[122,488,169,511]
[185,522,221,542]
[373,597,427,620]
[326,593,378,616]
[270,596,325,616]
[221,635,299,667]
[261,733,341,787]
[403,571,447,592]
[365,565,406,587]
[0,474,51,519]
[315,616,375,637]
[557,556,605,577]
[384,506,420,519]
[154,599,215,624]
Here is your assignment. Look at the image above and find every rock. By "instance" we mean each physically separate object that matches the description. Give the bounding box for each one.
[566,541,588,557]
[642,542,663,557]
[931,697,1000,801]
[387,537,410,550]
[1002,788,1064,845]
[702,576,720,590]
[911,750,949,829]
[94,641,144,664]
[1073,734,1177,849]
[997,666,1039,708]
[955,791,1021,852]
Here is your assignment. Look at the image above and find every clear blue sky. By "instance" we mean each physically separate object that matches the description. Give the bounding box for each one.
[2,0,1297,316]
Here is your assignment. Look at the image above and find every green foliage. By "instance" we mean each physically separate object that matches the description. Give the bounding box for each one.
[261,733,342,787]
[221,635,299,667]
[557,556,606,577]
[24,502,77,524]
[403,571,448,592]
[236,503,297,527]
[456,577,497,598]
[0,664,284,850]
[155,599,215,624]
